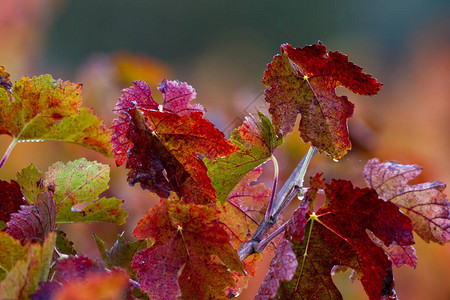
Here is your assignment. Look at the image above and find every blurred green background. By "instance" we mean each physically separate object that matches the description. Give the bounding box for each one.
[1,0,449,299]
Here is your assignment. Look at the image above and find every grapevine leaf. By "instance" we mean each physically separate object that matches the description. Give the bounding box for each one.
[15,164,45,204]
[44,158,127,224]
[263,43,382,159]
[206,112,282,202]
[93,232,147,279]
[275,176,414,300]
[132,197,243,300]
[159,78,205,115]
[0,232,56,299]
[364,158,449,244]
[256,238,298,299]
[111,80,236,204]
[0,180,27,222]
[6,191,56,244]
[52,256,103,283]
[0,73,111,156]
[0,232,28,280]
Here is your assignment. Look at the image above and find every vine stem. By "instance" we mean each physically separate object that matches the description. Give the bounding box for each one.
[238,146,317,261]
[264,155,279,221]
[0,137,18,170]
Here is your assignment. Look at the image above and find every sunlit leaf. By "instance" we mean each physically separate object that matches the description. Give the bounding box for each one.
[132,197,243,299]
[44,158,127,224]
[0,73,111,156]
[274,176,414,300]
[263,43,382,159]
[206,112,281,202]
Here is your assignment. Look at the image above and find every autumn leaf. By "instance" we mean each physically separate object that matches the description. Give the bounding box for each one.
[263,43,382,159]
[273,175,414,300]
[132,197,243,300]
[0,180,28,223]
[0,73,111,157]
[44,158,127,224]
[52,256,103,283]
[6,191,56,244]
[0,232,56,299]
[111,80,236,204]
[158,78,205,115]
[256,238,298,300]
[206,112,282,202]
[364,158,449,244]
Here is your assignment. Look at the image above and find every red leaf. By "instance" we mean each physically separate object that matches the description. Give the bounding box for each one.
[111,80,236,204]
[158,79,205,115]
[256,238,298,299]
[0,180,27,223]
[6,191,56,244]
[132,198,243,300]
[364,158,449,244]
[53,256,103,283]
[368,231,417,268]
[263,43,382,159]
[275,176,414,300]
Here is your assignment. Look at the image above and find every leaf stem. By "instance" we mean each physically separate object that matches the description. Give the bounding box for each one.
[0,137,18,170]
[238,146,317,261]
[256,219,288,252]
[264,155,279,221]
[271,146,317,218]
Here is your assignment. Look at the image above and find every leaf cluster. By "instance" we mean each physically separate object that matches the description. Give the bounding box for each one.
[0,43,448,300]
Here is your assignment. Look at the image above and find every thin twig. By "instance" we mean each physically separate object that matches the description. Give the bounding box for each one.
[0,138,18,170]
[264,155,279,221]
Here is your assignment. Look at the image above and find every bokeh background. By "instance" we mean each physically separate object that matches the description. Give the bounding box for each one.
[1,0,449,299]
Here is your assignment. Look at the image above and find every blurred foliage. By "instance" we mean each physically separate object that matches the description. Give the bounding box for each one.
[0,0,449,299]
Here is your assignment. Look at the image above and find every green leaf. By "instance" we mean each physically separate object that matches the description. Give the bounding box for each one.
[0,232,28,280]
[205,112,282,202]
[0,232,56,298]
[0,73,111,156]
[15,164,45,204]
[44,158,127,224]
[55,230,77,255]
